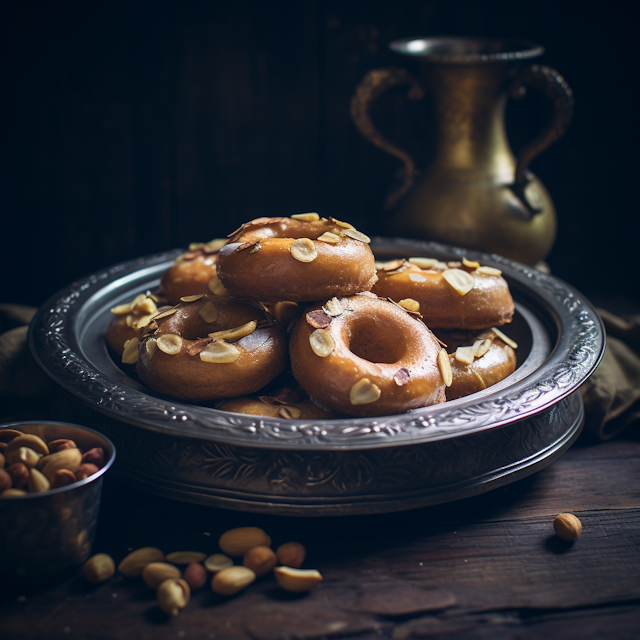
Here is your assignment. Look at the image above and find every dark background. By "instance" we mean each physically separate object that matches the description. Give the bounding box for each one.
[3,1,636,310]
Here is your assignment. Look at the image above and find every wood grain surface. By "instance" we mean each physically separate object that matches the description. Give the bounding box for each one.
[1,435,638,640]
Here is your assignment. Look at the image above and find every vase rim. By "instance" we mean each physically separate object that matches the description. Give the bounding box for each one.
[389,37,544,63]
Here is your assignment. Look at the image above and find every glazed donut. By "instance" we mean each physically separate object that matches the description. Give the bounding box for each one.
[106,292,167,359]
[216,214,377,302]
[433,328,518,401]
[159,239,227,305]
[289,294,446,416]
[136,294,287,401]
[217,397,338,420]
[371,258,514,330]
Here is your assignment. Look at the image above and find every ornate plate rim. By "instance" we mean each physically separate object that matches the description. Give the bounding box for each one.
[28,237,605,451]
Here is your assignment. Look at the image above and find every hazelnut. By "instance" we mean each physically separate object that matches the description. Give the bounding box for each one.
[183,563,208,590]
[84,553,116,583]
[50,469,77,489]
[276,542,306,569]
[81,448,104,467]
[75,463,100,480]
[6,462,30,488]
[48,439,78,453]
[553,513,582,541]
[243,545,277,576]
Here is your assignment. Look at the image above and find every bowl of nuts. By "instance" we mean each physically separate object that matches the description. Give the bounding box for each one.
[0,421,115,589]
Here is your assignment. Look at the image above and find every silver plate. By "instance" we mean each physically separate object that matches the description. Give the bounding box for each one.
[29,238,605,515]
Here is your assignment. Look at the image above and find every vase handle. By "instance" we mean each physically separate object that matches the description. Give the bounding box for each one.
[509,64,574,190]
[350,67,424,209]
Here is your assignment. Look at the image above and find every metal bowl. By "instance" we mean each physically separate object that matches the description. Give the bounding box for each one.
[0,421,115,589]
[28,238,604,516]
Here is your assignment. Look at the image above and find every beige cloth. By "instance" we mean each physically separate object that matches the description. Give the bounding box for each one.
[1,304,638,437]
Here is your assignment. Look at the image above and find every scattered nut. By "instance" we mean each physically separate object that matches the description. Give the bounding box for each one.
[455,346,476,364]
[143,562,182,589]
[84,553,116,583]
[309,329,335,357]
[322,297,345,317]
[290,238,317,263]
[278,405,302,420]
[462,257,481,269]
[208,321,257,342]
[276,542,306,569]
[204,553,234,574]
[218,527,271,557]
[183,563,208,590]
[475,265,502,276]
[273,567,323,592]
[394,368,411,386]
[342,228,371,243]
[317,232,341,244]
[350,378,381,405]
[472,338,492,358]
[118,546,165,577]
[208,276,228,296]
[408,257,439,269]
[199,301,220,323]
[491,327,518,349]
[438,348,453,387]
[442,268,475,295]
[243,545,277,577]
[165,551,207,565]
[199,340,240,363]
[157,334,183,355]
[553,513,582,541]
[211,566,257,596]
[398,298,420,313]
[122,337,139,364]
[157,578,190,616]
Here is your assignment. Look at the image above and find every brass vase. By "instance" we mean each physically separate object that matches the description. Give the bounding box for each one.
[351,37,574,265]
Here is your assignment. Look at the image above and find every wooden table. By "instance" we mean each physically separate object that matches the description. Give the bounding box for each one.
[1,425,639,639]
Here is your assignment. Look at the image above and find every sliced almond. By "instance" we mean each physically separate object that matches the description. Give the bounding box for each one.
[408,257,438,269]
[203,239,227,254]
[378,259,405,272]
[463,257,481,269]
[199,301,220,323]
[188,242,205,251]
[278,406,302,420]
[438,348,452,387]
[447,261,463,268]
[291,212,320,221]
[110,302,133,315]
[472,338,492,358]
[290,238,317,262]
[472,370,487,390]
[432,261,449,271]
[122,337,139,364]
[180,294,205,302]
[475,266,503,277]
[150,307,177,321]
[398,298,420,313]
[131,314,154,330]
[208,320,257,342]
[328,216,354,229]
[322,297,345,317]
[208,276,228,296]
[455,346,476,364]
[199,340,240,363]
[342,228,370,243]
[145,338,158,356]
[306,310,332,329]
[350,378,381,405]
[157,334,183,355]
[125,314,135,327]
[442,269,475,295]
[186,337,214,356]
[309,329,335,357]
[132,297,157,316]
[394,368,410,386]
[317,231,341,244]
[491,327,518,349]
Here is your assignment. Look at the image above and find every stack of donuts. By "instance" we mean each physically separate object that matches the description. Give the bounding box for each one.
[106,213,517,418]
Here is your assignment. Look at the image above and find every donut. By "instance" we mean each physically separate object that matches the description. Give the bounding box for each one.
[434,328,518,401]
[135,294,287,401]
[289,293,447,416]
[216,214,377,302]
[106,292,167,360]
[217,397,338,420]
[371,258,514,330]
[159,239,227,305]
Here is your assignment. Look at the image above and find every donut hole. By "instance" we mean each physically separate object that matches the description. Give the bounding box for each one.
[347,317,406,364]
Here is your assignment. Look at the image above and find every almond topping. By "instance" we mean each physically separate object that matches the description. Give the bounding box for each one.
[398,298,420,313]
[408,257,438,270]
[442,269,475,295]
[328,217,354,229]
[322,297,345,317]
[208,276,228,296]
[188,242,205,251]
[475,266,503,277]
[350,378,381,405]
[199,301,220,324]
[378,259,405,272]
[291,212,320,221]
[394,368,410,386]
[145,338,158,356]
[208,320,257,342]
[462,257,481,269]
[472,370,487,389]
[438,348,452,387]
[278,406,302,419]
[122,338,139,364]
[342,228,371,243]
[199,340,240,363]
[455,346,476,364]
[180,294,205,302]
[309,329,335,357]
[110,302,133,315]
[472,338,492,358]
[491,327,518,349]
[131,314,154,330]
[447,261,463,268]
[290,238,317,262]
[317,232,341,244]
[150,307,178,321]
[157,334,183,355]
[203,239,227,254]
[306,310,332,329]
[186,338,214,356]
[132,297,158,316]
